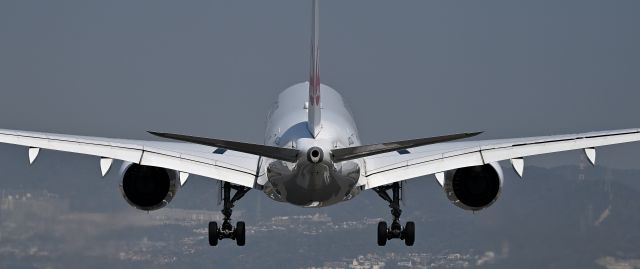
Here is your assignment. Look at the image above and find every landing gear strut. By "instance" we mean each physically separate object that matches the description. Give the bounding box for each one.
[373,182,415,246]
[209,182,250,246]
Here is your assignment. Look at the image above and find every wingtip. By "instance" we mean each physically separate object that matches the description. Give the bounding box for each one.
[468,131,484,137]
[147,131,164,137]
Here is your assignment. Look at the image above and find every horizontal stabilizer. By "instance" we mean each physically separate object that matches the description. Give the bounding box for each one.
[148,131,299,163]
[330,132,482,162]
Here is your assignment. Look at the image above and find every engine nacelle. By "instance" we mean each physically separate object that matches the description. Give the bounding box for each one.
[119,162,179,211]
[442,162,504,211]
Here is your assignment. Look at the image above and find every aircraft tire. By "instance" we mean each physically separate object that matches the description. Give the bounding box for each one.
[209,221,219,246]
[377,221,388,246]
[404,221,415,246]
[235,221,246,246]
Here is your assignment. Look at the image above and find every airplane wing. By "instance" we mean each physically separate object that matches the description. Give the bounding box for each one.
[363,128,640,189]
[0,128,261,188]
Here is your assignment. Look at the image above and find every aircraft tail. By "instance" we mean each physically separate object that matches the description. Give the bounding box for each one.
[307,0,321,137]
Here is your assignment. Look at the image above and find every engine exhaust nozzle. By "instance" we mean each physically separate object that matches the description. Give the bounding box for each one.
[307,147,324,163]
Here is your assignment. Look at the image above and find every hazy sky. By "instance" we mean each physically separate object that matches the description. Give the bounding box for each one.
[1,0,639,169]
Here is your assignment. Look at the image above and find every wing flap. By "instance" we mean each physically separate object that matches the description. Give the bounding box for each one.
[480,129,640,163]
[0,130,143,162]
[0,129,259,188]
[364,128,640,189]
[138,149,256,187]
[366,149,485,188]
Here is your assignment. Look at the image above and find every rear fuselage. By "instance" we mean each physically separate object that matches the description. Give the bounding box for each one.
[259,82,365,207]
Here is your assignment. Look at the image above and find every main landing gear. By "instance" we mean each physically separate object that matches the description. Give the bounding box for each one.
[209,182,250,246]
[373,182,415,246]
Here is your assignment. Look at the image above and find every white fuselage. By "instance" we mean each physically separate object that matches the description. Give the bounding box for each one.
[259,82,365,207]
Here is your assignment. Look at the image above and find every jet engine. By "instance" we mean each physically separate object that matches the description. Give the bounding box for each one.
[442,162,504,211]
[119,162,179,211]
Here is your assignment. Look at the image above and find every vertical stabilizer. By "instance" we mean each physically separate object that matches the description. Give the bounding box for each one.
[308,0,321,137]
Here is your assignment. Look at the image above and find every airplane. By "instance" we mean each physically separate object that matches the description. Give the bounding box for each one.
[1,0,640,247]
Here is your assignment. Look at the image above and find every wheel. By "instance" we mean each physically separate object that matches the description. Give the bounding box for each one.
[208,221,219,246]
[235,221,246,246]
[377,221,388,246]
[404,221,415,246]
